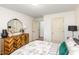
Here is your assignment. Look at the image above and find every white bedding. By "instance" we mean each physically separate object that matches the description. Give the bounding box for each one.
[11,40,59,55]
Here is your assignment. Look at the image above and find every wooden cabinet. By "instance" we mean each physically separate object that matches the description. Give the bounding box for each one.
[1,33,29,55]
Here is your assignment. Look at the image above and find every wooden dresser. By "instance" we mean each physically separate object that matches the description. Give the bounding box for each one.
[1,33,29,55]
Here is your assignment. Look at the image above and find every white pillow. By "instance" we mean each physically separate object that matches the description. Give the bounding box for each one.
[66,37,79,55]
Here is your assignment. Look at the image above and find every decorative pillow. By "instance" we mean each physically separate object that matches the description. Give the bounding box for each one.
[65,37,77,48]
[59,42,69,55]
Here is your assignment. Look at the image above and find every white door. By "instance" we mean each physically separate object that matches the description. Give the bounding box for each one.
[32,20,39,41]
[40,21,44,38]
[52,17,64,43]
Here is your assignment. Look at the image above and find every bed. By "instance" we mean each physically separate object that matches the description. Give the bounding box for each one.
[11,37,79,55]
[11,40,59,55]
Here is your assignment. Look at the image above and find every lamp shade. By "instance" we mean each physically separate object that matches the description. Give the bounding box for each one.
[68,26,77,31]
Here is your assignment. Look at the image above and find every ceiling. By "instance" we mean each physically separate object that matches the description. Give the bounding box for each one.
[0,4,77,18]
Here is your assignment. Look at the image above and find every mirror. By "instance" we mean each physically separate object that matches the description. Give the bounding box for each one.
[7,18,23,34]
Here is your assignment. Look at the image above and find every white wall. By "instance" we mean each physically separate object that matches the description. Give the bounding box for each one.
[0,7,34,41]
[44,15,52,41]
[74,5,79,38]
[75,6,79,32]
[44,11,76,42]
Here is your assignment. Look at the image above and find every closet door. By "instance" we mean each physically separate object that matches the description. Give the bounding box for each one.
[52,17,64,43]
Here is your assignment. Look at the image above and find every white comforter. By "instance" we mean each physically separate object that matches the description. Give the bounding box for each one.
[11,40,59,55]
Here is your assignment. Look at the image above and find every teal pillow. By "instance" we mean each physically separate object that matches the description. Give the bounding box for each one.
[59,42,69,55]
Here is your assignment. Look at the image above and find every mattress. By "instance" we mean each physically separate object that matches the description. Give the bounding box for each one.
[11,40,59,55]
